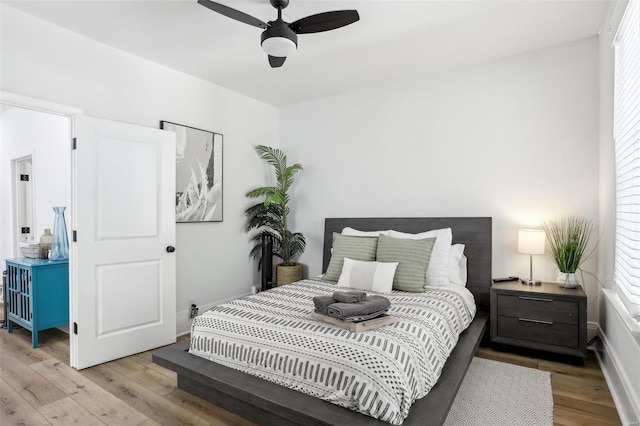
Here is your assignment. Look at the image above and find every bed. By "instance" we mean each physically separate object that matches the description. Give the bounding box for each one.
[153,217,492,425]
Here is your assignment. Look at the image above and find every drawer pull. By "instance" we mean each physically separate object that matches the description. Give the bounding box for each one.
[518,317,554,325]
[518,296,553,302]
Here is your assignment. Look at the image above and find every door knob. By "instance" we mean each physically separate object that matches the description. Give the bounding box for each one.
[166,246,175,253]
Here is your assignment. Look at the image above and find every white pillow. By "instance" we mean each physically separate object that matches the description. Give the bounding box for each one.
[341,227,391,237]
[387,228,453,286]
[460,255,468,285]
[337,257,399,294]
[448,244,467,286]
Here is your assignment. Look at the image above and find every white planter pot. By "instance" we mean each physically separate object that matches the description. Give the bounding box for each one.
[557,272,579,288]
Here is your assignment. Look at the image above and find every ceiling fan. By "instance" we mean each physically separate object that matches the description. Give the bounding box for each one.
[197,0,360,68]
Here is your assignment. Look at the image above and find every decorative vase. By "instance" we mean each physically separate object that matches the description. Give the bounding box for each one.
[50,207,69,261]
[39,228,52,258]
[557,272,579,288]
[276,264,303,286]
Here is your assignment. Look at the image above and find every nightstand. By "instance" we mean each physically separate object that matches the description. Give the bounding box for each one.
[490,281,587,359]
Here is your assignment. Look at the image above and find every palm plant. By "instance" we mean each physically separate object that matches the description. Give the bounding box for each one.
[543,216,594,273]
[245,145,305,266]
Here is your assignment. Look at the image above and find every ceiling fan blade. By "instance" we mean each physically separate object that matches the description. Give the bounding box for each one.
[268,56,287,68]
[290,10,359,34]
[198,0,268,29]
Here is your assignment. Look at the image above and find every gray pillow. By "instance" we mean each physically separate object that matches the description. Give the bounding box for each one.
[376,234,436,292]
[324,233,379,281]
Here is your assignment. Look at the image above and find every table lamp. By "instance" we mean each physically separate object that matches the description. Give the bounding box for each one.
[518,229,545,286]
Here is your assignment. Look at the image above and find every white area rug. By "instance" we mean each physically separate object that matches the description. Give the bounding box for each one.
[444,357,553,426]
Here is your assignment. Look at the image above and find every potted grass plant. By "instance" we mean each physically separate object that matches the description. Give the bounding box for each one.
[245,145,306,286]
[543,216,594,288]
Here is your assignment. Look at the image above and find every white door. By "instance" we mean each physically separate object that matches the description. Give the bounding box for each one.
[71,116,176,369]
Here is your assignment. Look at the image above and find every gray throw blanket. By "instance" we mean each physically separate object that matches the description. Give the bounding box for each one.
[312,295,336,315]
[326,295,391,320]
[332,290,367,303]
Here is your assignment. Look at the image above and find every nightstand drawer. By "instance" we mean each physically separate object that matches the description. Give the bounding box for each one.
[497,316,579,348]
[497,294,579,325]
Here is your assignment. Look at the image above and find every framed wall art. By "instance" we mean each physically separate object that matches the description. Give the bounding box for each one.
[160,121,223,223]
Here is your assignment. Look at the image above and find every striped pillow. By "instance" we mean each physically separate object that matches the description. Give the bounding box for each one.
[324,233,379,282]
[387,228,452,286]
[376,234,436,292]
[337,258,399,293]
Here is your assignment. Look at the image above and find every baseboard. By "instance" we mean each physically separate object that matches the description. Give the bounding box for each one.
[587,321,598,342]
[175,309,193,337]
[176,292,252,336]
[595,322,640,425]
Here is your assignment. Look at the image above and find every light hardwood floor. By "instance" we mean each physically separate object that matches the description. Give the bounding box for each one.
[0,322,621,425]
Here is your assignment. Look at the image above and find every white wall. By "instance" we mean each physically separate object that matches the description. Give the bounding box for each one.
[280,37,601,319]
[0,4,279,334]
[0,107,71,263]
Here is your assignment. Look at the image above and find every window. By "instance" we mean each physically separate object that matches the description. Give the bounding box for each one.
[614,0,640,319]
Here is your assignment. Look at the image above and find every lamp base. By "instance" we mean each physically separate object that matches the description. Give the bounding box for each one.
[521,279,541,286]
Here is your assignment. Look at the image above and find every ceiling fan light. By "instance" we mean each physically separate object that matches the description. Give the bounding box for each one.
[262,36,297,57]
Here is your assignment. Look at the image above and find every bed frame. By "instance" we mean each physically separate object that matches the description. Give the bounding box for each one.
[153,217,492,425]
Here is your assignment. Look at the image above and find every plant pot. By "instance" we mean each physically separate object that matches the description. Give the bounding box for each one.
[557,272,579,288]
[276,264,302,286]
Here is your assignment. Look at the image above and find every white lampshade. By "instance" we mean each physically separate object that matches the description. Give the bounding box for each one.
[262,37,297,57]
[517,229,545,255]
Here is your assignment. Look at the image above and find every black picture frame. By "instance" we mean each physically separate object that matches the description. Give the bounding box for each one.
[160,121,223,223]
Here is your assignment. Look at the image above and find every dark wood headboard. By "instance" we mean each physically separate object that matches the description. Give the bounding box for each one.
[322,217,492,313]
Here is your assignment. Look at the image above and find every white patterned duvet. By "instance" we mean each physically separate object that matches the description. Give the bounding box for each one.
[189,278,475,425]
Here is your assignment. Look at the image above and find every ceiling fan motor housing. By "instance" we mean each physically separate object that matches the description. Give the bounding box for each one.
[270,0,289,9]
[261,20,298,57]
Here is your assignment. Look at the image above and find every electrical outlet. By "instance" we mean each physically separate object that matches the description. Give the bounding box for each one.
[190,304,198,318]
[189,298,198,319]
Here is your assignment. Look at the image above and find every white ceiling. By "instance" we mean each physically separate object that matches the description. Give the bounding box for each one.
[5,0,611,106]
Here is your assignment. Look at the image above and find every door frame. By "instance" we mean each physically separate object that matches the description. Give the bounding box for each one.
[1,91,83,366]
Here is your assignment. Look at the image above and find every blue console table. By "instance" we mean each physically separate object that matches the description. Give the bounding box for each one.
[5,258,69,348]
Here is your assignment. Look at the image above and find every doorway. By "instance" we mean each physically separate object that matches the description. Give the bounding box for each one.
[11,155,34,253]
[0,101,73,354]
